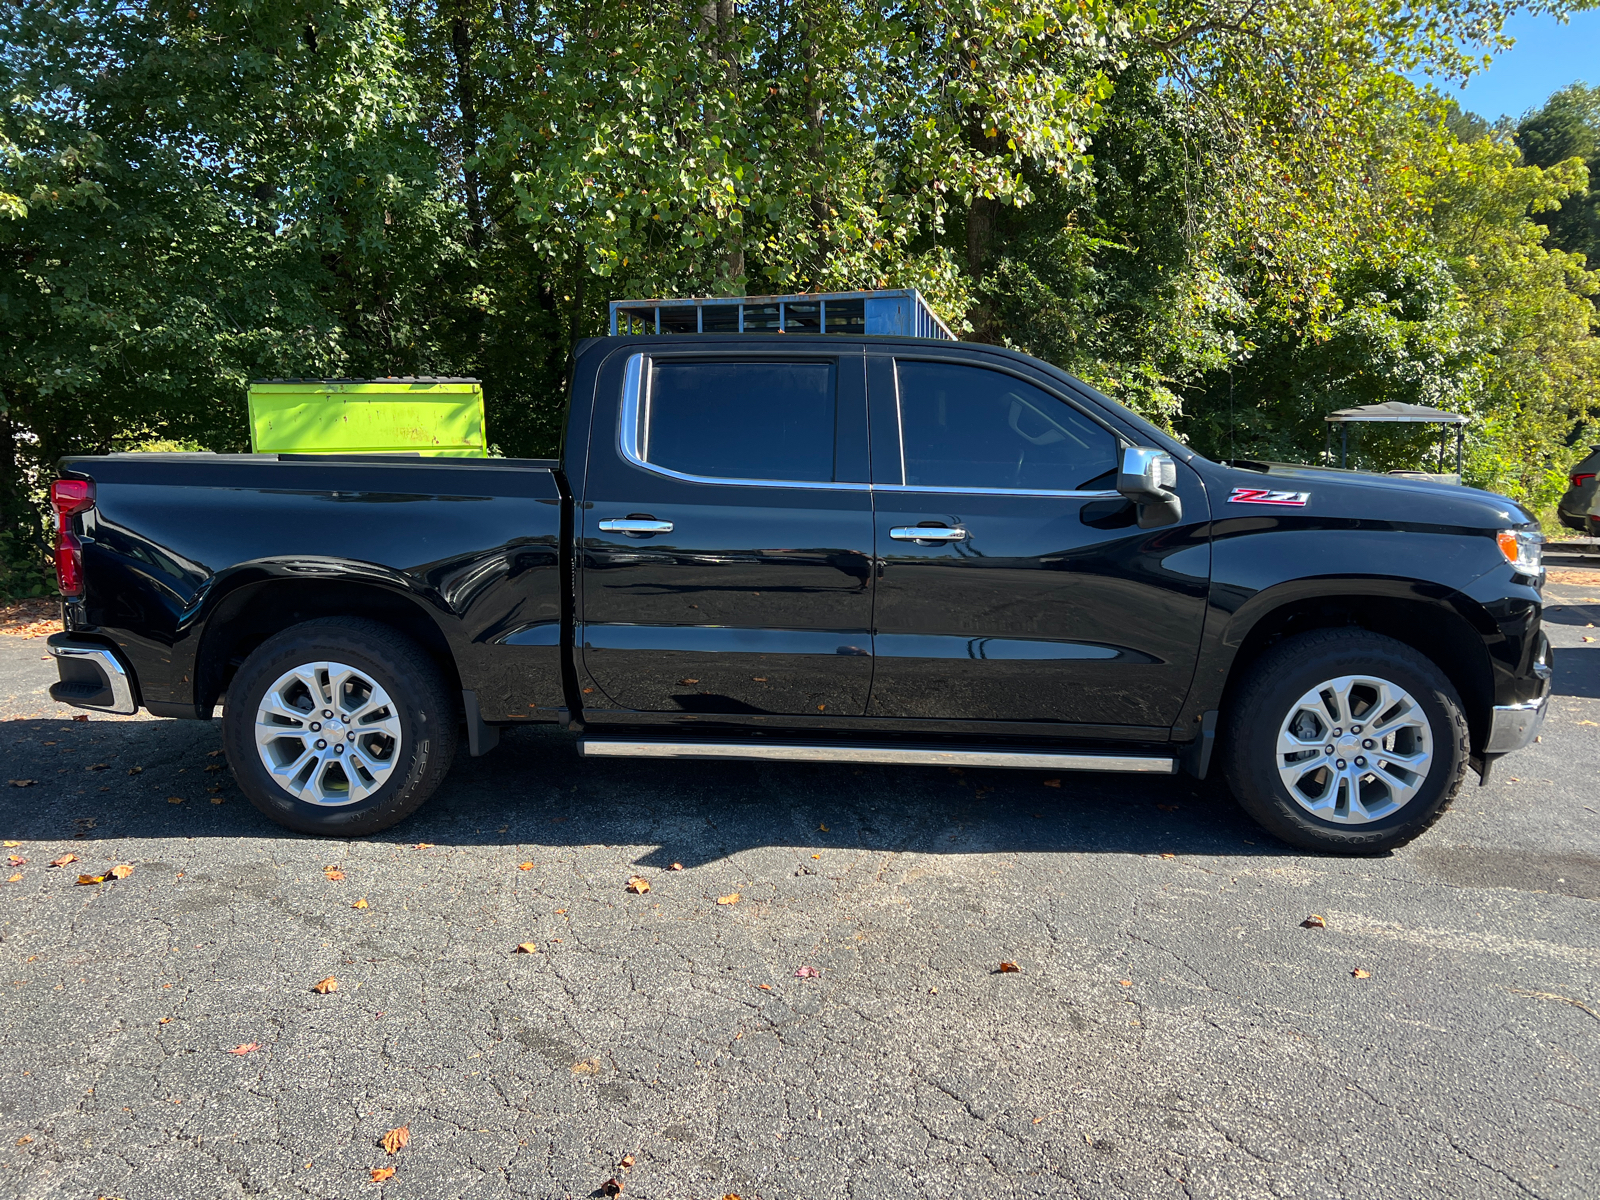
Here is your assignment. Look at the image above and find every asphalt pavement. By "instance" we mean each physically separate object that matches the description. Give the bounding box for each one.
[1,576,1597,1200]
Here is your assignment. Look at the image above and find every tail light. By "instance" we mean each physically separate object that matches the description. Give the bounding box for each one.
[1573,472,1596,488]
[50,478,95,597]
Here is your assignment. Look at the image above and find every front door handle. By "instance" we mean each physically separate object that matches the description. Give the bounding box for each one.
[890,526,966,542]
[598,518,674,535]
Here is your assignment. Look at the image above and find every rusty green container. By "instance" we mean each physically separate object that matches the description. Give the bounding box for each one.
[247,377,487,456]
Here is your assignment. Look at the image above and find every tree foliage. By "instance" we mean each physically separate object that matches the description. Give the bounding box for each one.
[2,0,1599,595]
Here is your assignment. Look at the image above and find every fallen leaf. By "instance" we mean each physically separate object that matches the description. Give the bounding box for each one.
[554,908,567,914]
[818,823,828,831]
[6,874,20,883]
[716,892,741,905]
[207,748,223,757]
[1159,852,1176,859]
[1042,778,1061,788]
[757,983,773,990]
[723,1194,742,1199]
[669,862,683,871]
[158,1017,171,1024]
[1585,636,1596,643]
[678,678,699,685]
[49,853,78,868]
[514,943,539,954]
[88,763,107,771]
[1118,979,1132,987]
[110,864,134,879]
[370,1166,395,1183]
[811,853,820,859]
[517,861,534,871]
[619,1154,635,1169]
[625,875,650,894]
[166,796,184,805]
[1156,803,1179,812]
[1351,967,1371,979]
[752,676,767,681]
[600,1179,623,1197]
[380,1125,410,1155]
[77,873,106,885]
[229,1042,260,1055]
[311,977,338,994]
[572,1057,603,1075]
[8,779,37,787]
[210,797,224,805]
[2,840,18,846]
[324,868,346,881]
[128,766,142,775]
[414,843,434,850]
[70,714,87,722]
[204,763,223,772]
[8,855,25,865]
[353,898,368,909]
[1302,914,1327,929]
[795,965,820,978]
[997,962,1020,973]
[17,1135,33,1145]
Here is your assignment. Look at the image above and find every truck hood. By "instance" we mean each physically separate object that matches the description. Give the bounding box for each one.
[1210,460,1535,529]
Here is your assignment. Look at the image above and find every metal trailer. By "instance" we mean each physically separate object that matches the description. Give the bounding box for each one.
[1325,401,1469,485]
[609,288,956,340]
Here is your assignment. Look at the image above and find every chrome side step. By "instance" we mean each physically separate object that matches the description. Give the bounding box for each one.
[577,739,1176,774]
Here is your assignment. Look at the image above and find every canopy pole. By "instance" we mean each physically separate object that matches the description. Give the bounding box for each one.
[1456,426,1463,479]
[1341,424,1348,469]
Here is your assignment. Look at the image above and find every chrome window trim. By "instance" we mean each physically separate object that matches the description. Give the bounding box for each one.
[876,483,1120,499]
[618,352,871,493]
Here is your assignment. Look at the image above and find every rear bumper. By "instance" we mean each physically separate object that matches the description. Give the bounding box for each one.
[47,635,138,715]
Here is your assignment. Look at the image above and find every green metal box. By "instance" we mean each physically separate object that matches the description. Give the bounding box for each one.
[247,377,487,457]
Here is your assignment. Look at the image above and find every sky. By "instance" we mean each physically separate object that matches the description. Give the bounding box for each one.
[1448,11,1600,121]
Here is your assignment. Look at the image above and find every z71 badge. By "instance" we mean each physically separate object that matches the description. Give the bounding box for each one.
[1228,486,1310,506]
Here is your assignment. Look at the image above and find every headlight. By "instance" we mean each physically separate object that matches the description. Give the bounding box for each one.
[1496,527,1544,578]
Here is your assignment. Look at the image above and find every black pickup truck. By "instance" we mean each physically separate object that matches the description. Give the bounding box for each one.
[45,334,1550,853]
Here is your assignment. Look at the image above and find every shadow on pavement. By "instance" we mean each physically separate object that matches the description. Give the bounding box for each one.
[1554,645,1600,698]
[0,716,1293,864]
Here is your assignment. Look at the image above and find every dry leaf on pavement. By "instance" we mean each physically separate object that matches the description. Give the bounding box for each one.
[49,853,78,867]
[997,962,1020,973]
[9,779,37,787]
[1159,852,1176,859]
[380,1125,410,1155]
[1352,967,1371,979]
[625,875,650,894]
[414,843,434,850]
[795,965,820,978]
[128,766,142,775]
[311,977,338,994]
[716,892,741,905]
[1042,779,1061,788]
[353,898,368,909]
[6,874,20,883]
[2,840,18,847]
[370,1166,396,1182]
[619,1154,635,1169]
[669,862,683,871]
[76,873,106,885]
[517,862,534,871]
[17,1135,33,1145]
[229,1043,260,1055]
[1302,914,1327,929]
[166,796,184,805]
[757,983,772,990]
[600,1179,623,1197]
[110,864,134,879]
[514,943,539,954]
[572,1057,603,1075]
[8,855,25,865]
[324,868,345,881]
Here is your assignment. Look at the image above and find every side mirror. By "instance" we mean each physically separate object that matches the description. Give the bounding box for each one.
[1117,447,1182,528]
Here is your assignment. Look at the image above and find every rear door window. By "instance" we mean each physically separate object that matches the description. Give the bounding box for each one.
[894,360,1117,492]
[646,360,838,483]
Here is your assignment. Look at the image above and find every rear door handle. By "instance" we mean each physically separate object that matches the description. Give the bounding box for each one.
[598,518,674,534]
[890,526,966,541]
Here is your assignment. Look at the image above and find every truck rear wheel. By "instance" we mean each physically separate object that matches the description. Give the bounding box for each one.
[1221,628,1468,854]
[222,618,458,837]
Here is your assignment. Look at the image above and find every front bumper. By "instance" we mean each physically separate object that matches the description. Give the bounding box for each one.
[1485,694,1548,754]
[47,635,138,715]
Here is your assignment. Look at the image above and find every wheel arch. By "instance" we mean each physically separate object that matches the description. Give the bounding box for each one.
[1214,581,1498,754]
[194,569,463,715]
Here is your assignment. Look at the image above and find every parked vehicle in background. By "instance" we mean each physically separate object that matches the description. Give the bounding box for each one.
[43,331,1551,855]
[1557,445,1600,535]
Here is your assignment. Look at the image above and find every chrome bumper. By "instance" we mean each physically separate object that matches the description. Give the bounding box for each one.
[47,638,137,715]
[1485,694,1549,755]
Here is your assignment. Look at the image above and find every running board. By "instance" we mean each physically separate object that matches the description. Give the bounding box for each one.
[577,739,1176,774]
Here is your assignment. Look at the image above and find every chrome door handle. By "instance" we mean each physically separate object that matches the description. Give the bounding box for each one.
[890,526,966,541]
[598,518,674,534]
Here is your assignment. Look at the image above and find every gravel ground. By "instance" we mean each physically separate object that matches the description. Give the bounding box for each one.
[1,577,1596,1200]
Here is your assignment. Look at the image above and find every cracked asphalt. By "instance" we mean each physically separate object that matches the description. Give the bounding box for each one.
[1,573,1598,1200]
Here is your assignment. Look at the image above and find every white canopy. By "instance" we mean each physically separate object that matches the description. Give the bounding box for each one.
[1325,401,1469,425]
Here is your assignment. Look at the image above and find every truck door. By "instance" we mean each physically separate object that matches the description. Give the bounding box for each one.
[579,346,875,720]
[865,353,1211,732]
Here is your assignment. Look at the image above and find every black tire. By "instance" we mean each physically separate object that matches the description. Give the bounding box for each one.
[223,618,458,837]
[1221,628,1469,854]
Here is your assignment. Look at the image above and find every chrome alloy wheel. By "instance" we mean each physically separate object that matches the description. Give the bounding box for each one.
[254,661,403,806]
[1275,674,1433,824]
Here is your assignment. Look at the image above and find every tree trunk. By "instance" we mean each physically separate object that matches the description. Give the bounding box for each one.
[451,10,484,250]
[701,0,744,293]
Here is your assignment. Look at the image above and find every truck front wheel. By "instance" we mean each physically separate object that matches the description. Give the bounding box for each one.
[1222,628,1469,854]
[222,618,458,837]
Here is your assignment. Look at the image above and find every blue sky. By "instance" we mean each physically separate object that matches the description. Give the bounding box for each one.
[1446,11,1600,121]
